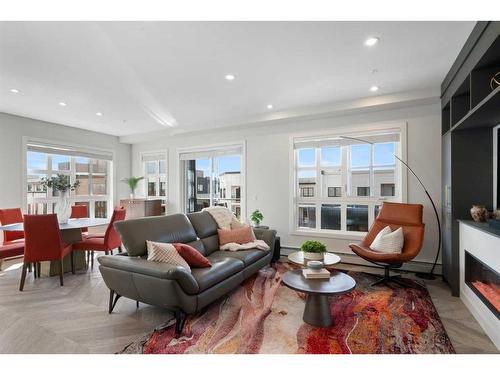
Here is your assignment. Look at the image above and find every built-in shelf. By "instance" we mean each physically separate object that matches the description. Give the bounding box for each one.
[450,86,500,132]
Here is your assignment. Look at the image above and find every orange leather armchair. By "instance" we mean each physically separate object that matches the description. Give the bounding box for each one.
[349,202,425,287]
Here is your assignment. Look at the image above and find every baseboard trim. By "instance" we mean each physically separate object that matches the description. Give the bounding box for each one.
[280,247,442,276]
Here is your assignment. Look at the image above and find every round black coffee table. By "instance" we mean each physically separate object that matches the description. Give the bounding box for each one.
[282,269,356,327]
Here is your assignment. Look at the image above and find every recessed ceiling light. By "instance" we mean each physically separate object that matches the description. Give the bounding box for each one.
[59,102,67,106]
[370,86,379,92]
[224,74,236,81]
[365,37,379,47]
[267,104,274,109]
[10,88,20,93]
[96,112,103,116]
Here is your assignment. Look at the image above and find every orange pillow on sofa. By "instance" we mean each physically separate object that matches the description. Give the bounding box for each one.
[173,243,211,268]
[217,226,256,246]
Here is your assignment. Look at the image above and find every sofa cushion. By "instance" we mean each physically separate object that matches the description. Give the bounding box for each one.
[217,226,256,246]
[114,214,197,257]
[146,241,191,271]
[173,243,211,268]
[209,249,268,267]
[187,211,218,238]
[190,256,244,292]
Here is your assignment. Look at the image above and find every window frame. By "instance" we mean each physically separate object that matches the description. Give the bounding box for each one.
[22,137,114,218]
[140,150,168,200]
[178,141,246,220]
[290,123,407,239]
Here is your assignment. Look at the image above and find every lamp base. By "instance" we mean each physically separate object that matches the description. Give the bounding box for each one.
[415,272,436,280]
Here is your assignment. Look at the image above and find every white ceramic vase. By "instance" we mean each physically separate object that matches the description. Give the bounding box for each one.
[55,190,71,224]
[303,251,324,261]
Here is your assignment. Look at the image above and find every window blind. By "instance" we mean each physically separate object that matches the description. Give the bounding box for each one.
[27,142,113,161]
[294,132,400,149]
[141,153,167,162]
[179,144,243,161]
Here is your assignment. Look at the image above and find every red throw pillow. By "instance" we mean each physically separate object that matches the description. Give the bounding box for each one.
[173,243,211,268]
[217,226,256,246]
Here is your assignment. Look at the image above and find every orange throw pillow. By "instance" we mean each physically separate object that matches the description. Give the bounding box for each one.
[217,226,256,246]
[173,243,211,268]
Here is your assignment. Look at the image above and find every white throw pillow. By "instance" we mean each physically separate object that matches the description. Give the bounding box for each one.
[146,240,191,271]
[370,226,404,253]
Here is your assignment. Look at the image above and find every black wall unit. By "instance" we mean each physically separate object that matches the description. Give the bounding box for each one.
[441,22,500,296]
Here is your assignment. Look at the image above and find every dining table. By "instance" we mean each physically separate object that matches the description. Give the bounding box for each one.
[0,218,110,276]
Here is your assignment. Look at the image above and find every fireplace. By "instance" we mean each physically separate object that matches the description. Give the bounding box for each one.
[465,251,500,320]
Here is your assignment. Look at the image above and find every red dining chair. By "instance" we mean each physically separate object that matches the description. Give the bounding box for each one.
[20,214,74,291]
[84,206,125,239]
[72,208,126,268]
[0,208,24,245]
[0,242,24,271]
[70,205,89,235]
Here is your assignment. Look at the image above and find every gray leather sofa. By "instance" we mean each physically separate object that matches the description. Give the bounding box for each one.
[98,211,276,336]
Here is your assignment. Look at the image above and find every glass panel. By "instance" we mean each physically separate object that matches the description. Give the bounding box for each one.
[350,144,371,168]
[380,183,395,197]
[52,154,70,171]
[159,181,166,197]
[75,157,90,173]
[195,158,211,212]
[91,159,107,173]
[347,204,369,232]
[298,170,316,198]
[74,202,90,218]
[27,151,47,171]
[298,206,316,228]
[146,161,158,175]
[350,170,370,196]
[373,142,395,166]
[357,186,370,196]
[322,172,341,198]
[27,202,48,215]
[159,160,166,174]
[94,201,107,218]
[27,173,47,196]
[374,205,381,219]
[321,204,341,230]
[320,147,341,166]
[75,175,89,196]
[298,148,315,167]
[214,155,241,215]
[327,186,342,197]
[373,169,396,196]
[148,180,157,196]
[92,175,106,195]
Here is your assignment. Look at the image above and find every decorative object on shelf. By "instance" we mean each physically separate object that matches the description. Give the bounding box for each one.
[41,174,80,224]
[470,205,489,222]
[306,260,323,270]
[122,176,144,199]
[250,209,264,227]
[341,135,440,280]
[300,240,327,260]
[490,71,500,90]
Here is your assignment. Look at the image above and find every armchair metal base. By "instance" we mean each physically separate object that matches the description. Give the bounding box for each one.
[369,263,412,288]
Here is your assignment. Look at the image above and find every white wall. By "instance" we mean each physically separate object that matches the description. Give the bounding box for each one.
[131,102,442,268]
[0,111,132,215]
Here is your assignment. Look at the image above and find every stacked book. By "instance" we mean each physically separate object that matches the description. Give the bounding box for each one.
[302,268,330,279]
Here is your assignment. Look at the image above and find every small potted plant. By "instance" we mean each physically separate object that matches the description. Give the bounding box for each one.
[122,176,144,199]
[250,209,264,227]
[41,174,80,224]
[301,240,327,260]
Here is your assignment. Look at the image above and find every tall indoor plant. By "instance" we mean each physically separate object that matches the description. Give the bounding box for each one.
[122,176,144,199]
[41,174,80,224]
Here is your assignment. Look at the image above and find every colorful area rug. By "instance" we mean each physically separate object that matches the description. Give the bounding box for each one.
[120,262,455,354]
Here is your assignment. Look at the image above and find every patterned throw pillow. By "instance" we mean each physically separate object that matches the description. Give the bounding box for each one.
[370,226,404,253]
[173,243,212,268]
[217,226,256,246]
[146,241,191,271]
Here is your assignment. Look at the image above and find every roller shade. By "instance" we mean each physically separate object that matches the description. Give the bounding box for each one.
[141,153,167,162]
[27,142,113,161]
[179,144,243,161]
[294,132,400,149]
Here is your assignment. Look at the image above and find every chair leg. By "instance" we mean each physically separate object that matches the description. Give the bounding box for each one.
[71,252,75,274]
[91,251,94,269]
[58,260,64,286]
[19,263,28,291]
[33,262,37,279]
[118,246,122,253]
[0,258,3,271]
[27,262,32,273]
[37,262,41,278]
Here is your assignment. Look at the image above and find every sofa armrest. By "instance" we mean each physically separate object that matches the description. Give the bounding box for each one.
[253,228,277,252]
[97,255,199,294]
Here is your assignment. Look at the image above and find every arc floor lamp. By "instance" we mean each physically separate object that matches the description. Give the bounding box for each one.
[340,135,440,280]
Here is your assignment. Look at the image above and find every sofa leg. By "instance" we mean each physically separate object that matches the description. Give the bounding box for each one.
[136,301,139,309]
[108,290,121,314]
[174,310,187,338]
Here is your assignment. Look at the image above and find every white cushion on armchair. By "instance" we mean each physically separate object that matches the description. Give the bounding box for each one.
[370,226,404,253]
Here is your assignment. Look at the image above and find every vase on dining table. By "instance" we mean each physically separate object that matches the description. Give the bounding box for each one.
[55,190,71,224]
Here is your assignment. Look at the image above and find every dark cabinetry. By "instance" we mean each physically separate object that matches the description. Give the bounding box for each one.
[441,22,500,296]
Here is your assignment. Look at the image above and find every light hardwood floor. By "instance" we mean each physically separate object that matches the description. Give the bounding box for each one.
[0,257,497,354]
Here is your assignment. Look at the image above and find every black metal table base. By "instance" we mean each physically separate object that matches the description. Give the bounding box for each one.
[303,294,332,327]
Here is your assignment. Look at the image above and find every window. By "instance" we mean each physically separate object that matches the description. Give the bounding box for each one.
[142,152,167,214]
[181,144,243,219]
[26,142,112,218]
[293,129,402,235]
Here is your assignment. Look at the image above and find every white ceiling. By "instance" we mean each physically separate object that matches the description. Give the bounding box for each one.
[0,21,474,137]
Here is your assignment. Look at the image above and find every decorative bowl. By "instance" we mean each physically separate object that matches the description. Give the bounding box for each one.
[307,260,324,270]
